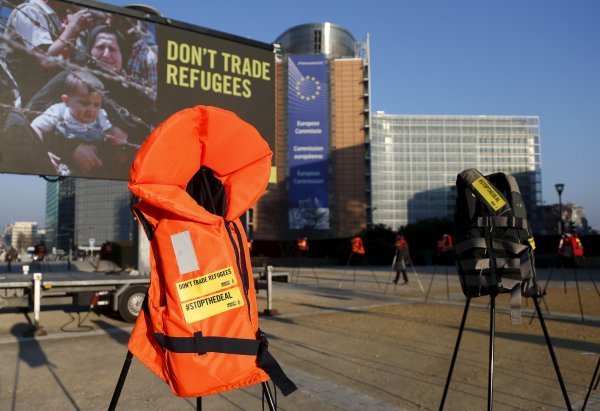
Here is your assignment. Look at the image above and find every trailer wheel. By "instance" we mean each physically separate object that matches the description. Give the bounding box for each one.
[118,285,147,323]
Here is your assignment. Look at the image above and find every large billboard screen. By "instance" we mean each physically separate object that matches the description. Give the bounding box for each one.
[288,54,329,230]
[0,0,275,180]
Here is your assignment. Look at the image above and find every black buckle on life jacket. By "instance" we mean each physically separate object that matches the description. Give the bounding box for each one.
[194,331,207,355]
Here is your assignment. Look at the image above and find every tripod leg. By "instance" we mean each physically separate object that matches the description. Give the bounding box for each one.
[445,265,449,300]
[542,265,554,294]
[339,253,353,288]
[410,263,425,293]
[488,295,496,411]
[582,355,600,410]
[574,268,585,322]
[262,381,277,411]
[425,265,437,302]
[587,269,600,298]
[109,350,134,411]
[369,265,381,288]
[311,266,319,283]
[384,270,394,294]
[533,297,572,410]
[440,298,471,410]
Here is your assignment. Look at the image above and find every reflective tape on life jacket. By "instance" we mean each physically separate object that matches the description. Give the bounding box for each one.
[128,106,296,398]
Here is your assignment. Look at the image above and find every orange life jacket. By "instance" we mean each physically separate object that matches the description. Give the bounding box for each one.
[351,237,365,254]
[128,106,296,398]
[297,237,308,252]
[436,234,453,254]
[395,235,408,251]
[558,234,584,258]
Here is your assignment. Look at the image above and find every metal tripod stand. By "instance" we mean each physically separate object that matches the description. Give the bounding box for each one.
[339,251,381,289]
[108,350,278,410]
[582,354,600,410]
[439,294,572,410]
[290,250,320,285]
[536,258,600,322]
[424,253,453,301]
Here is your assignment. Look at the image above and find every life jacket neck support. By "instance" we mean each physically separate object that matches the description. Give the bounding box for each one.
[453,169,541,324]
[128,106,296,398]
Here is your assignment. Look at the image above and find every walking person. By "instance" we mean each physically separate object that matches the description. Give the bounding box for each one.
[393,233,410,284]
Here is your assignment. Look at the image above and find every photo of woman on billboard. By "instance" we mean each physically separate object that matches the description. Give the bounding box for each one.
[0,0,158,180]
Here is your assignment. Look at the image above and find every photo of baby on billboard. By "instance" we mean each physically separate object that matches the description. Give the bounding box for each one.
[0,0,157,180]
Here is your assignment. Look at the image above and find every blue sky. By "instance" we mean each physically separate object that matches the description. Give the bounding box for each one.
[1,0,599,229]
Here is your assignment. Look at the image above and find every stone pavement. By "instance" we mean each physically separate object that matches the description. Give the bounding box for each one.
[0,265,598,410]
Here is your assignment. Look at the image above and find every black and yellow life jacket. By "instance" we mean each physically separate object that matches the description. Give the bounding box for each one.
[453,169,541,323]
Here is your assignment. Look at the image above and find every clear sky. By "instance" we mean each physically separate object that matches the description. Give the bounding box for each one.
[1,0,599,230]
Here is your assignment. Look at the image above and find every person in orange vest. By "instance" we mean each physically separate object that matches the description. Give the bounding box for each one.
[393,234,410,284]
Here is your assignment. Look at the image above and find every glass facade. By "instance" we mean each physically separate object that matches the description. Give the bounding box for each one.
[45,178,75,251]
[74,179,132,247]
[370,114,541,230]
[45,178,132,250]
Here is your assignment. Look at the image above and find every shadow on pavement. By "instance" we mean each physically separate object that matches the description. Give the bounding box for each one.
[10,323,80,410]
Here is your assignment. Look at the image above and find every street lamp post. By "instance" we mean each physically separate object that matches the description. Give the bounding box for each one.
[555,183,564,234]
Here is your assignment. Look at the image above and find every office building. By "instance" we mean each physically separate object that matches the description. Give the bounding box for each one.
[9,221,38,252]
[45,178,75,251]
[254,22,371,240]
[370,114,542,230]
[45,179,132,252]
[74,179,132,248]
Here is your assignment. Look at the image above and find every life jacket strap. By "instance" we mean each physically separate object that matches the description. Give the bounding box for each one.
[454,238,529,257]
[154,332,261,355]
[476,216,528,229]
[153,332,297,396]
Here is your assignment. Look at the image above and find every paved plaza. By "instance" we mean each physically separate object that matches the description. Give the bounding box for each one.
[0,265,599,410]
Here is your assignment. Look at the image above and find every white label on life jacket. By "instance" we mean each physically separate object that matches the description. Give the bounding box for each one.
[181,286,244,323]
[472,177,506,211]
[171,231,199,274]
[176,266,237,302]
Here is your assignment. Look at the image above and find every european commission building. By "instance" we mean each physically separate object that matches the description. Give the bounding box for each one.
[370,114,542,230]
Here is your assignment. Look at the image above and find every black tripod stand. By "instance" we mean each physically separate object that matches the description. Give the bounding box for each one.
[582,355,600,410]
[290,249,320,285]
[424,253,453,302]
[338,251,381,289]
[109,350,278,410]
[536,258,600,322]
[439,293,572,410]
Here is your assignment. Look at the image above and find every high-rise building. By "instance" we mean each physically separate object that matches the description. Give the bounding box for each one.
[74,179,132,248]
[370,114,542,230]
[10,221,38,253]
[253,23,371,240]
[45,178,75,251]
[45,179,132,252]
